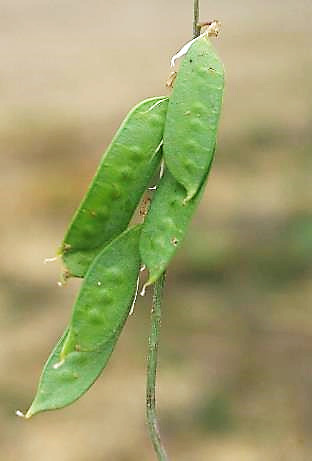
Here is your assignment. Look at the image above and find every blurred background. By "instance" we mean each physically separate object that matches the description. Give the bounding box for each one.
[1,0,311,459]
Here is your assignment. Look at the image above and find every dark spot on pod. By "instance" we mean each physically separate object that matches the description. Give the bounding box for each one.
[100,183,121,202]
[61,269,71,282]
[62,243,72,253]
[169,198,179,207]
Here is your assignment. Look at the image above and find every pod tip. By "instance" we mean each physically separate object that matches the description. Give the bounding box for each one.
[16,409,32,420]
[183,194,193,205]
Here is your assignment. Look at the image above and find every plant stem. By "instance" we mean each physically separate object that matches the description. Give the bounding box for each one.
[146,3,200,459]
[193,0,201,38]
[146,272,169,461]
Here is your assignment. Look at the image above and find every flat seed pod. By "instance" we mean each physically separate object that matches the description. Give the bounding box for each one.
[140,153,214,287]
[61,97,168,277]
[61,225,142,358]
[164,36,224,201]
[25,225,142,418]
[25,327,124,417]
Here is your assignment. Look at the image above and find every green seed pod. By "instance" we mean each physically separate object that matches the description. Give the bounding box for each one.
[164,35,224,201]
[61,97,168,277]
[25,225,142,418]
[140,152,214,287]
[61,225,141,358]
[25,327,124,417]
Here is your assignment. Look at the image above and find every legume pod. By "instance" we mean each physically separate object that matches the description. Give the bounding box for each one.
[140,152,214,287]
[61,225,142,357]
[61,97,168,277]
[25,327,123,417]
[26,225,141,417]
[164,35,224,201]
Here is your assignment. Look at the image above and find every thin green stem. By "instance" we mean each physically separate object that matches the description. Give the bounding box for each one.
[146,3,201,459]
[146,272,169,461]
[193,0,201,38]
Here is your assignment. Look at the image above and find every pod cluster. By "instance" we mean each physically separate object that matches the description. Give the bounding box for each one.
[26,34,224,418]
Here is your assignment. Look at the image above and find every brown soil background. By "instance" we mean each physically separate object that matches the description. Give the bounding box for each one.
[1,1,312,459]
